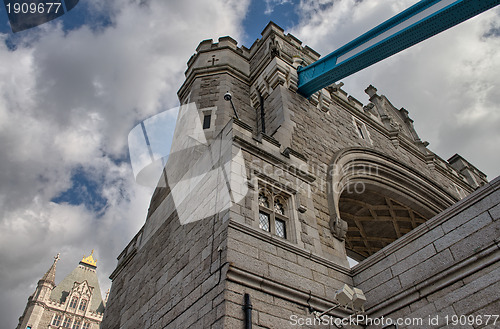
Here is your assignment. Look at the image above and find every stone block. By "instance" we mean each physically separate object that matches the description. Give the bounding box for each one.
[260,252,312,278]
[268,264,325,297]
[358,268,393,293]
[449,220,500,261]
[489,202,500,221]
[434,212,493,252]
[442,192,499,234]
[226,249,269,277]
[392,244,437,277]
[393,226,445,262]
[451,280,500,315]
[427,280,464,304]
[398,249,454,289]
[433,265,500,311]
[364,277,402,308]
[354,253,397,285]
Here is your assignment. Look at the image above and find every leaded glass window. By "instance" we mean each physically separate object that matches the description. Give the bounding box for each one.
[259,212,270,232]
[275,218,286,238]
[257,186,290,240]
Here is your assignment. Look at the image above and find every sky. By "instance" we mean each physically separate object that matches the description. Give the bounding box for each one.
[0,1,499,328]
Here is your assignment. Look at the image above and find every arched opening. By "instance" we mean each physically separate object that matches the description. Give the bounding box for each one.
[339,182,434,261]
[327,148,458,261]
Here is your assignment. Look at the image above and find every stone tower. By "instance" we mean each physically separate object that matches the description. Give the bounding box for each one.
[101,22,499,329]
[16,251,106,329]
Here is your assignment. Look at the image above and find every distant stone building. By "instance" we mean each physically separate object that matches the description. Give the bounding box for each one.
[16,251,106,329]
[101,22,499,329]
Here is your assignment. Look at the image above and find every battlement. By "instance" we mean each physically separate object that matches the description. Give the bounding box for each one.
[102,22,493,329]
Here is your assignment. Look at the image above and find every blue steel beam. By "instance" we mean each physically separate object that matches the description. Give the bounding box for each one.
[297,0,500,98]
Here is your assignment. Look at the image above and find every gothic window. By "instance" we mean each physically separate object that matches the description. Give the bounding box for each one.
[352,116,372,144]
[259,212,270,231]
[258,192,270,208]
[52,315,62,326]
[73,320,81,329]
[258,187,289,239]
[62,316,72,328]
[69,296,79,308]
[274,197,285,215]
[275,218,286,239]
[356,122,365,139]
[78,299,88,312]
[82,323,91,329]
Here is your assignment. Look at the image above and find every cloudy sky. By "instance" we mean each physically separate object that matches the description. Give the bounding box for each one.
[0,1,499,328]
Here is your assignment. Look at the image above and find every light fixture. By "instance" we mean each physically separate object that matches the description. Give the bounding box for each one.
[310,284,366,322]
[224,91,240,120]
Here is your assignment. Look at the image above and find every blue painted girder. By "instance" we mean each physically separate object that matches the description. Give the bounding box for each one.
[297,0,500,98]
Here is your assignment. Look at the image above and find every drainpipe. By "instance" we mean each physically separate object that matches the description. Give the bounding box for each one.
[243,293,253,329]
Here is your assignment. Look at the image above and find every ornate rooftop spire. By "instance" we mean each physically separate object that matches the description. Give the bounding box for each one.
[40,253,60,284]
[80,249,97,267]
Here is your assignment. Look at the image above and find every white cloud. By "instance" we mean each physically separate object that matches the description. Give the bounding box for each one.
[0,0,250,327]
[291,0,500,178]
[265,0,291,15]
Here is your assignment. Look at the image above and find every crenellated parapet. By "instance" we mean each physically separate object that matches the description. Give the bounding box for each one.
[101,22,493,329]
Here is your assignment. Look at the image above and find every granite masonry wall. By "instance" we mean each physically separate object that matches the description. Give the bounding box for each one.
[101,22,496,329]
[353,177,500,329]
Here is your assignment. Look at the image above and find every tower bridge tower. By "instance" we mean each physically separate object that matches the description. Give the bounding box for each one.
[101,22,499,329]
[16,251,106,329]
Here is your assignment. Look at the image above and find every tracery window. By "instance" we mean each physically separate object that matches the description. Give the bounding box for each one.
[69,296,79,308]
[62,316,72,328]
[52,314,62,326]
[258,188,289,239]
[78,299,88,312]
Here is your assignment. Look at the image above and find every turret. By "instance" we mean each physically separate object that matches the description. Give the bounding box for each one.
[33,253,59,302]
[16,253,60,329]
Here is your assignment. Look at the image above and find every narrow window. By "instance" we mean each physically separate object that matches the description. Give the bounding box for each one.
[73,320,81,329]
[258,187,289,239]
[202,114,211,129]
[259,212,270,232]
[62,316,72,328]
[82,323,91,329]
[275,218,286,238]
[52,315,62,326]
[69,296,79,308]
[356,123,365,139]
[78,299,88,311]
[352,117,372,144]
